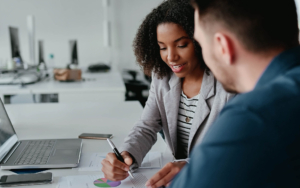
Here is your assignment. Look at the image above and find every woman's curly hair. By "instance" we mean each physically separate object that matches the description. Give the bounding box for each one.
[133,0,205,79]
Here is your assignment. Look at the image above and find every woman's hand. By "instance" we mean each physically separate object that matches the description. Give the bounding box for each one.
[101,151,133,181]
[145,161,187,188]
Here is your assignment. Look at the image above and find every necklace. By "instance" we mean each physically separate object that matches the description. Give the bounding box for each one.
[182,93,199,123]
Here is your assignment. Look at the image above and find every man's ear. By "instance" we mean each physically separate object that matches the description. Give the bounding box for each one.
[213,32,234,65]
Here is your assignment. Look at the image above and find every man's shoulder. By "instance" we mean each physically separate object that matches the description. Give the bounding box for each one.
[224,65,300,118]
[202,65,300,153]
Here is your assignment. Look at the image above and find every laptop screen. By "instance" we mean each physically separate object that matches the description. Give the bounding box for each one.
[0,99,18,162]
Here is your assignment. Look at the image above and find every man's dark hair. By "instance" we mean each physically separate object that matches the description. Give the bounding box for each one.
[133,0,205,78]
[191,0,299,53]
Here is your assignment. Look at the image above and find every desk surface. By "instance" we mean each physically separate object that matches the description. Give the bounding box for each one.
[0,70,125,95]
[1,101,167,187]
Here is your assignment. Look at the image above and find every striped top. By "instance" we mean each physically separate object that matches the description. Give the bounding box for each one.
[176,91,200,159]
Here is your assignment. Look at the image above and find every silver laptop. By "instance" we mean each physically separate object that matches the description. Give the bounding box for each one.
[0,99,82,169]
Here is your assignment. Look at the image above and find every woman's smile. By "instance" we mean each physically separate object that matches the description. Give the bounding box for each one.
[170,63,187,73]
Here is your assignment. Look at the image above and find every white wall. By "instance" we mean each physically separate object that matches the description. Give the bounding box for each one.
[0,0,162,70]
[110,0,162,70]
[2,0,300,71]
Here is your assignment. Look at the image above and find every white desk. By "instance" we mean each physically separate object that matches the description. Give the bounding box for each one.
[0,70,126,103]
[0,101,168,187]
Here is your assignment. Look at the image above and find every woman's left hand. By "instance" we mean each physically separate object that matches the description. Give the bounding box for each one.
[145,161,187,188]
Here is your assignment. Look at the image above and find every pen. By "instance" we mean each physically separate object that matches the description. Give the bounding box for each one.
[107,138,134,179]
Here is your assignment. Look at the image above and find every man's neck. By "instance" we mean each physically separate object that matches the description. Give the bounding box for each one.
[235,49,284,93]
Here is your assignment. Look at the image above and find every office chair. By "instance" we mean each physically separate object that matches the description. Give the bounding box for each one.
[123,70,149,107]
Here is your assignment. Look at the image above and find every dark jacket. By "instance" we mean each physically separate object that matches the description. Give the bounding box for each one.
[170,46,300,188]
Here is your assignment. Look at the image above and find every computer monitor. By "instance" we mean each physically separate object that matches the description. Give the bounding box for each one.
[27,15,36,66]
[38,40,47,70]
[69,40,78,65]
[38,40,44,64]
[9,27,23,67]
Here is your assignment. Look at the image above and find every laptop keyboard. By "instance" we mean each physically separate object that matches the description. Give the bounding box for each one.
[14,140,56,165]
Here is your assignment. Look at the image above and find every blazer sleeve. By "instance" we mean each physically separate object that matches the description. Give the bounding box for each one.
[168,105,281,188]
[119,76,163,168]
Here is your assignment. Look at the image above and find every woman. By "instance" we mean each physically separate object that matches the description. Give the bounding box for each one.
[101,0,234,187]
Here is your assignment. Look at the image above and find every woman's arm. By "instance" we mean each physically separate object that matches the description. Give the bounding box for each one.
[119,75,163,168]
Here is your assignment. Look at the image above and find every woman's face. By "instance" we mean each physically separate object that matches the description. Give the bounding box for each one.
[157,23,200,78]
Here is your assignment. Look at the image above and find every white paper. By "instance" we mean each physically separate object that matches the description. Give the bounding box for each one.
[57,176,69,188]
[78,152,162,171]
[56,173,148,188]
[140,152,162,169]
[129,173,148,188]
[78,152,106,171]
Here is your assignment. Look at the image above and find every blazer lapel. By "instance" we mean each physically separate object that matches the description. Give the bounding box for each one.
[163,73,181,155]
[188,70,215,153]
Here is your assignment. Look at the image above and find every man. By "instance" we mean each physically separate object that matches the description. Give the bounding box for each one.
[167,0,300,187]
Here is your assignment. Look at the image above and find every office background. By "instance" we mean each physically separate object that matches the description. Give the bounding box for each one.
[0,0,162,71]
[0,1,300,187]
[1,0,300,71]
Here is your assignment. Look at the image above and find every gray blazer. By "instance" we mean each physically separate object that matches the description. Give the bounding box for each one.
[120,70,234,168]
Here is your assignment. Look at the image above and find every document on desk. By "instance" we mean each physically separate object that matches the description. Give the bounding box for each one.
[57,173,148,188]
[78,152,106,171]
[78,152,162,171]
[140,152,162,168]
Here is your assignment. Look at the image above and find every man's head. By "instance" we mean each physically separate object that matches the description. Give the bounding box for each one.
[191,0,299,93]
